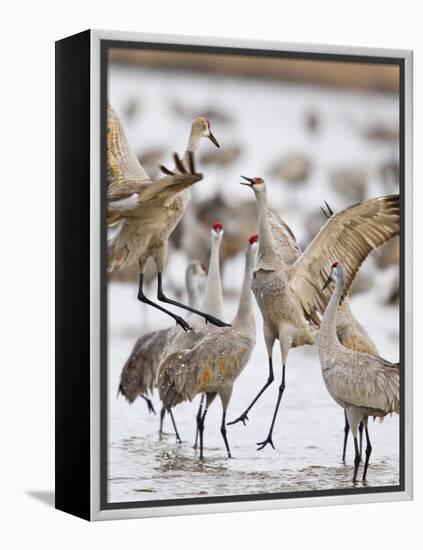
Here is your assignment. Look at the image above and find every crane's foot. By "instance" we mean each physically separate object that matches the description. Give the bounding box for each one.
[256,435,275,451]
[227,412,249,426]
[204,314,231,328]
[175,316,192,332]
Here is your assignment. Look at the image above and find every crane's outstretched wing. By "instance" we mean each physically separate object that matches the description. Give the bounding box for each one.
[325,354,400,414]
[268,210,301,265]
[108,152,203,225]
[107,103,151,202]
[290,195,399,325]
[139,152,202,203]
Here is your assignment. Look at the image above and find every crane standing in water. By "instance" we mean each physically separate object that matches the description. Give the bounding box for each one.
[159,236,258,459]
[168,222,227,448]
[118,260,206,442]
[321,202,379,462]
[318,261,399,482]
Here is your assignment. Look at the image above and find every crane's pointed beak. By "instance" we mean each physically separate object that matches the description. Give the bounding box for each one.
[208,131,220,148]
[322,270,334,291]
[240,175,254,187]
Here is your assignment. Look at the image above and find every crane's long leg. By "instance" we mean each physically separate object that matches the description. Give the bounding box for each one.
[342,410,349,463]
[358,422,364,460]
[157,273,230,328]
[197,393,216,460]
[362,425,372,482]
[197,407,208,460]
[256,362,285,451]
[343,415,363,462]
[228,357,274,426]
[352,436,361,483]
[169,409,182,444]
[159,407,166,438]
[141,395,156,415]
[159,406,181,442]
[137,273,191,331]
[220,411,231,458]
[193,394,205,450]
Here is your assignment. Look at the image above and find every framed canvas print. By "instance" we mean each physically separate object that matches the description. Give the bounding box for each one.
[55,29,413,521]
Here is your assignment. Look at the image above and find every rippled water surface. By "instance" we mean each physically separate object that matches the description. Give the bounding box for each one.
[108,285,399,504]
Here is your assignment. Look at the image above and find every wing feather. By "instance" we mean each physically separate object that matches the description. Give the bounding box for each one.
[324,355,400,414]
[290,195,399,324]
[107,103,151,201]
[268,210,301,265]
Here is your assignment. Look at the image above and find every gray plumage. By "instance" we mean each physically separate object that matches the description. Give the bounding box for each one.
[107,104,214,275]
[158,238,258,458]
[318,262,399,482]
[230,176,399,452]
[118,261,205,405]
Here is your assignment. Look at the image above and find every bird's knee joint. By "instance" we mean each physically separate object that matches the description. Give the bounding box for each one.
[278,382,285,393]
[221,426,227,436]
[267,374,274,384]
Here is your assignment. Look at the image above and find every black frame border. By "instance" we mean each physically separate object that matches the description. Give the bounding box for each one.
[55,29,92,520]
[99,39,406,512]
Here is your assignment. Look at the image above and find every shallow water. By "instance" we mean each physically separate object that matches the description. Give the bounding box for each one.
[108,285,399,504]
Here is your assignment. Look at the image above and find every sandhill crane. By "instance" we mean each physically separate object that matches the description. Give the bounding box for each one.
[165,222,226,448]
[319,261,400,482]
[191,222,225,448]
[229,176,399,452]
[336,298,379,462]
[107,104,225,331]
[158,236,258,459]
[320,202,379,462]
[118,260,206,442]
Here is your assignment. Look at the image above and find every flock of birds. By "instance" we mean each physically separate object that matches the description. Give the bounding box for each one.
[108,103,400,484]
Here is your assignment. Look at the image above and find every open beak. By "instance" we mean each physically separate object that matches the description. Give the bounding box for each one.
[240,175,254,187]
[208,131,220,148]
[322,269,334,291]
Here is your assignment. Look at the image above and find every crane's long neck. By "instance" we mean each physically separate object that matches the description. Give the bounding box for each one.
[256,191,279,267]
[201,236,224,319]
[319,268,345,351]
[335,296,352,329]
[232,248,257,337]
[186,270,201,310]
[183,129,202,165]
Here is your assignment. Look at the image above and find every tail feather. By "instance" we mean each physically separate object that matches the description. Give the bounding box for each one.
[119,336,159,403]
[158,352,192,409]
